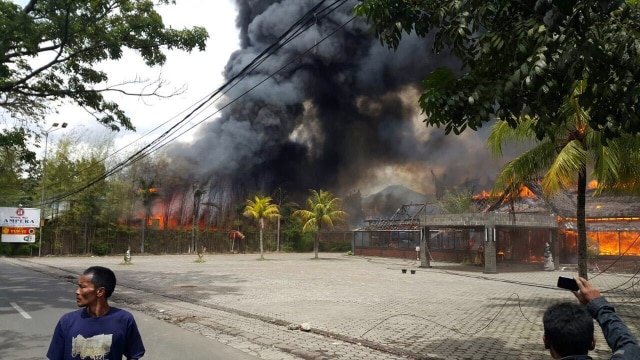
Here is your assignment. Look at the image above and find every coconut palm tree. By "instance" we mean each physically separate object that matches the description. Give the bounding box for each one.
[293,189,348,259]
[243,195,280,259]
[488,80,640,279]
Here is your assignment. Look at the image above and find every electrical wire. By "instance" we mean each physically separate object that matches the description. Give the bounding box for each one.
[41,0,354,205]
[356,257,640,338]
[123,14,358,167]
[41,0,344,192]
[590,233,640,282]
[360,293,541,339]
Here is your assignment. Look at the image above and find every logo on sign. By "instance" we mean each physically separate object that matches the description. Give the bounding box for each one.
[2,227,36,235]
[16,208,24,216]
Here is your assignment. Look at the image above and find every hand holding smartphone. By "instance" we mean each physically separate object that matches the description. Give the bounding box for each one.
[557,276,579,291]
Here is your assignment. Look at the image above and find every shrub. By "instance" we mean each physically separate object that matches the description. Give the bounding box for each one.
[0,243,13,255]
[15,244,32,256]
[321,240,351,252]
[92,243,110,256]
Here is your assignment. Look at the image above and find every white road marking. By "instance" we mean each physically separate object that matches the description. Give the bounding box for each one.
[10,302,32,319]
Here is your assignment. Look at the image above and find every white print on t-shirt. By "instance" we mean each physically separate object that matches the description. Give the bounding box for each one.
[71,334,112,360]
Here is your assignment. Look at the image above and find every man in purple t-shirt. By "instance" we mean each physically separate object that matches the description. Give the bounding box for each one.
[47,266,145,360]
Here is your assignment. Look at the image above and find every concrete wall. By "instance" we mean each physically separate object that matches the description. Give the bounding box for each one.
[355,247,419,260]
[423,213,559,229]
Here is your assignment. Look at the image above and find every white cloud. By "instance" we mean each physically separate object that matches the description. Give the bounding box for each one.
[27,0,241,154]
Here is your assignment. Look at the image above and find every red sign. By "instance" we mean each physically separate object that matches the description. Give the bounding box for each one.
[2,227,35,235]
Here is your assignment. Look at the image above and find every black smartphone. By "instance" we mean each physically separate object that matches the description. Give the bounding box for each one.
[557,276,579,291]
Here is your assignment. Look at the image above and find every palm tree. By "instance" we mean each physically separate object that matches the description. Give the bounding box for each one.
[292,189,348,259]
[488,80,640,279]
[243,195,280,259]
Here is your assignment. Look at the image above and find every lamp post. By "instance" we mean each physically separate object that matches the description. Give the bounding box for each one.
[38,122,67,257]
[191,183,205,254]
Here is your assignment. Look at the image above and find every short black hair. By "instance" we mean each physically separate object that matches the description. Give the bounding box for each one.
[543,302,594,357]
[83,266,116,298]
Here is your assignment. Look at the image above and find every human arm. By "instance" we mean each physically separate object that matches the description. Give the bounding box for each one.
[124,315,145,359]
[573,277,601,305]
[574,277,640,358]
[46,320,65,360]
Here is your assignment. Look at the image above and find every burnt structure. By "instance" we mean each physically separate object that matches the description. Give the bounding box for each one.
[549,188,640,272]
[353,185,640,274]
[420,213,558,274]
[354,204,428,259]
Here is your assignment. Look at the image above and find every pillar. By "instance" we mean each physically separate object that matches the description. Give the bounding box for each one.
[420,226,431,268]
[484,224,497,274]
[551,229,559,270]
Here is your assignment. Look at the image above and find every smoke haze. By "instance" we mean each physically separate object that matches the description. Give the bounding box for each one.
[165,0,504,205]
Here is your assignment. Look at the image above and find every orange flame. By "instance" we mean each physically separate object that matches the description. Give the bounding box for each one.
[594,232,620,255]
[137,187,158,194]
[565,217,640,222]
[472,185,537,200]
[565,229,640,256]
[518,186,535,198]
[472,190,493,200]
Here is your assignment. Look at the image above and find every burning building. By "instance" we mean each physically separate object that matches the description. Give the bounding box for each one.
[353,182,640,274]
[549,185,640,272]
[119,2,640,268]
[354,203,431,259]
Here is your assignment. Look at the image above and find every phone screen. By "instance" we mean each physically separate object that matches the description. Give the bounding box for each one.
[557,276,579,291]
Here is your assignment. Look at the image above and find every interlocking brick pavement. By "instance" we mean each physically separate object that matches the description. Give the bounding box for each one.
[7,253,640,360]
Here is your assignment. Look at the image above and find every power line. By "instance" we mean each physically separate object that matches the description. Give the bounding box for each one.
[44,0,354,204]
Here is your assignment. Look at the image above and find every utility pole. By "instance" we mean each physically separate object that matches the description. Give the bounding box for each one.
[191,183,204,253]
[38,122,67,257]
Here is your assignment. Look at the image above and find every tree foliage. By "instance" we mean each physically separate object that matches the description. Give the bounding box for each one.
[437,188,475,214]
[0,127,37,206]
[488,80,640,278]
[354,0,640,139]
[137,177,159,253]
[44,138,109,254]
[292,189,348,259]
[243,194,279,259]
[271,187,298,252]
[0,0,208,130]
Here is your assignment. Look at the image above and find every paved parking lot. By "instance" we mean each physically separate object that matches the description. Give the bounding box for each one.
[8,253,640,359]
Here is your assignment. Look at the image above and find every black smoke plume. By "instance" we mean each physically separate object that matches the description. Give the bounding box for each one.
[166,0,503,219]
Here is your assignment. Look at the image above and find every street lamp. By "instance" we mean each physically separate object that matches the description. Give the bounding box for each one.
[191,183,205,254]
[38,122,68,256]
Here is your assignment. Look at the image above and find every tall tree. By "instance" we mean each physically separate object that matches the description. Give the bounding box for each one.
[488,81,640,279]
[0,128,37,206]
[271,187,298,252]
[0,0,208,132]
[243,195,279,260]
[354,1,640,140]
[45,137,108,254]
[292,189,348,259]
[73,156,107,254]
[137,178,159,253]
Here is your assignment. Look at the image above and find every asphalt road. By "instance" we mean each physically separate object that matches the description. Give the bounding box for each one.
[0,259,258,360]
[6,254,639,360]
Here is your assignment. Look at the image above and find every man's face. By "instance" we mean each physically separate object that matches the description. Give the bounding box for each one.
[75,275,99,307]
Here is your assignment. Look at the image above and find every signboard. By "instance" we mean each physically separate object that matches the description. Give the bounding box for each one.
[1,227,36,243]
[0,207,40,228]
